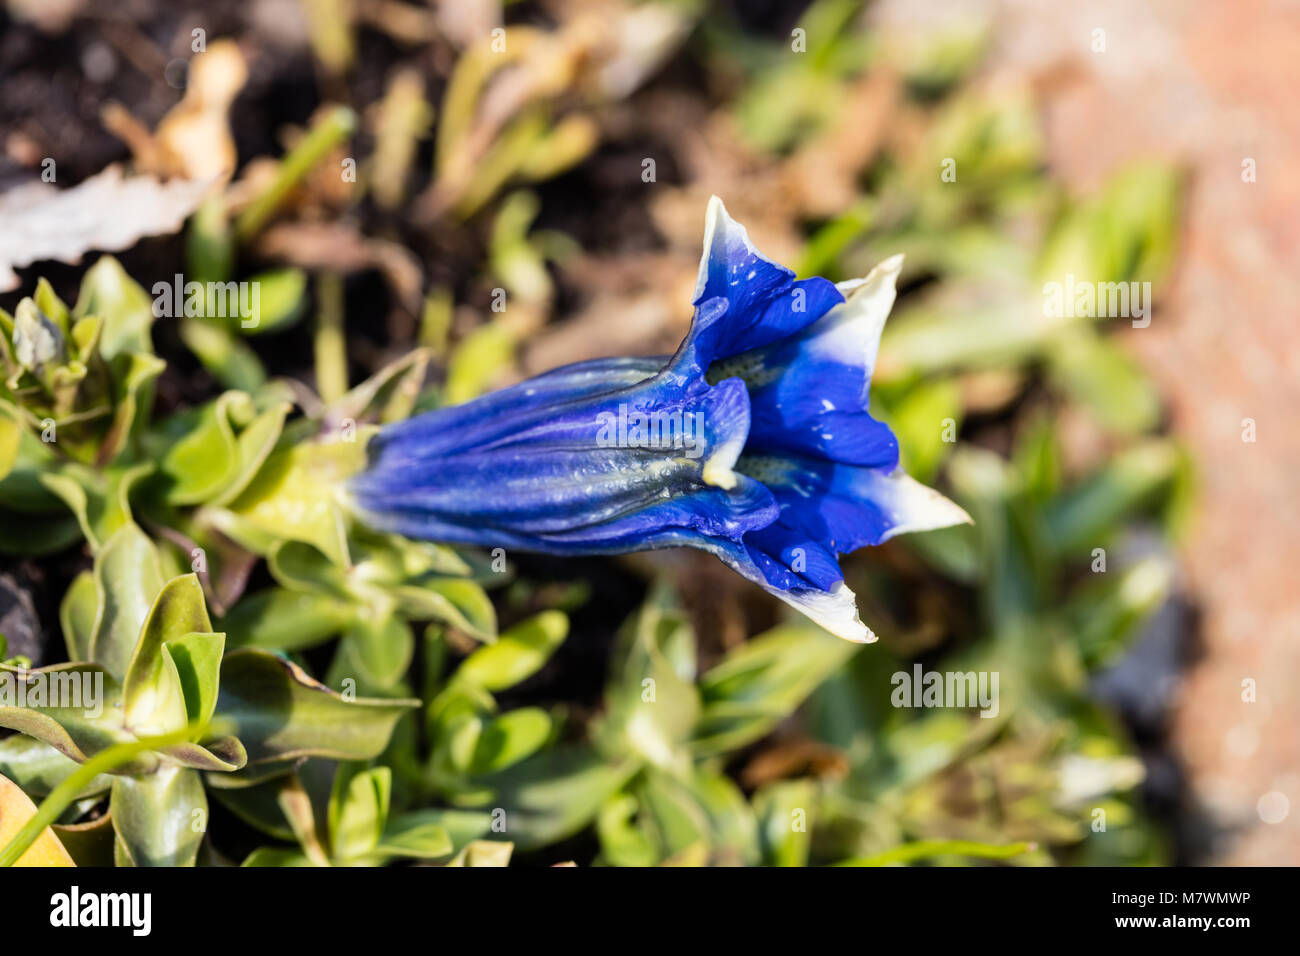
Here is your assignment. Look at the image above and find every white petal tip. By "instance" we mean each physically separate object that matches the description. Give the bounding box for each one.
[876,472,974,539]
[774,580,877,644]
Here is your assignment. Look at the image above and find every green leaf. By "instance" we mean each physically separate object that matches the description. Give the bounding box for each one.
[754,780,816,867]
[164,631,226,729]
[0,406,20,483]
[455,611,567,692]
[692,625,859,757]
[73,256,156,359]
[211,401,290,506]
[111,765,206,866]
[157,735,246,773]
[835,839,1035,867]
[100,352,166,465]
[52,813,116,867]
[374,819,453,860]
[1044,441,1178,557]
[445,839,513,867]
[38,462,152,551]
[637,768,710,860]
[599,587,699,769]
[382,808,491,852]
[475,745,637,851]
[880,289,1056,378]
[241,846,312,867]
[89,525,165,679]
[471,707,553,774]
[410,578,497,641]
[444,323,516,404]
[122,574,213,732]
[882,377,963,483]
[1046,326,1160,436]
[332,613,414,690]
[596,792,658,867]
[180,318,266,392]
[159,392,248,505]
[1062,555,1174,669]
[237,269,307,336]
[328,764,390,861]
[215,440,368,566]
[33,278,71,333]
[59,571,98,662]
[220,588,355,652]
[330,349,432,426]
[0,736,112,799]
[215,649,417,766]
[267,539,350,595]
[0,663,136,767]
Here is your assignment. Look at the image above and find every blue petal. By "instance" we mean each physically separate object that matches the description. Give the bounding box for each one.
[736,451,971,560]
[352,371,777,555]
[695,454,971,644]
[694,535,875,643]
[369,356,662,465]
[672,197,844,375]
[717,254,905,469]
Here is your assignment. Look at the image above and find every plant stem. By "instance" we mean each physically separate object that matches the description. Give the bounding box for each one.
[314,273,348,404]
[234,106,357,241]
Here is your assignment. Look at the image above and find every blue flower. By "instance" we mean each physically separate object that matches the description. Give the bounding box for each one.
[351,198,969,641]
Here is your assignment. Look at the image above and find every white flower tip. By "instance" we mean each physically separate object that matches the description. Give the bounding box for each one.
[852,254,904,302]
[834,253,904,298]
[809,253,906,376]
[694,195,780,304]
[695,195,735,301]
[877,472,974,540]
[775,580,878,644]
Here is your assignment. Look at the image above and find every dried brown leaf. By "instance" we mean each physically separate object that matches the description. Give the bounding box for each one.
[0,165,210,293]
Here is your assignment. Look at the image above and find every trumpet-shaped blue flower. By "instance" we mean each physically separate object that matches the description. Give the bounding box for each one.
[350,198,970,641]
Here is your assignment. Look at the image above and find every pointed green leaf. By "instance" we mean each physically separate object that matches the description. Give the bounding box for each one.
[455,611,566,692]
[374,820,453,860]
[122,574,213,729]
[164,630,225,729]
[73,256,156,359]
[60,571,98,662]
[89,525,165,678]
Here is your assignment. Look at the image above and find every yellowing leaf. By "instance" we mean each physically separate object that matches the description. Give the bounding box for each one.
[0,773,75,867]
